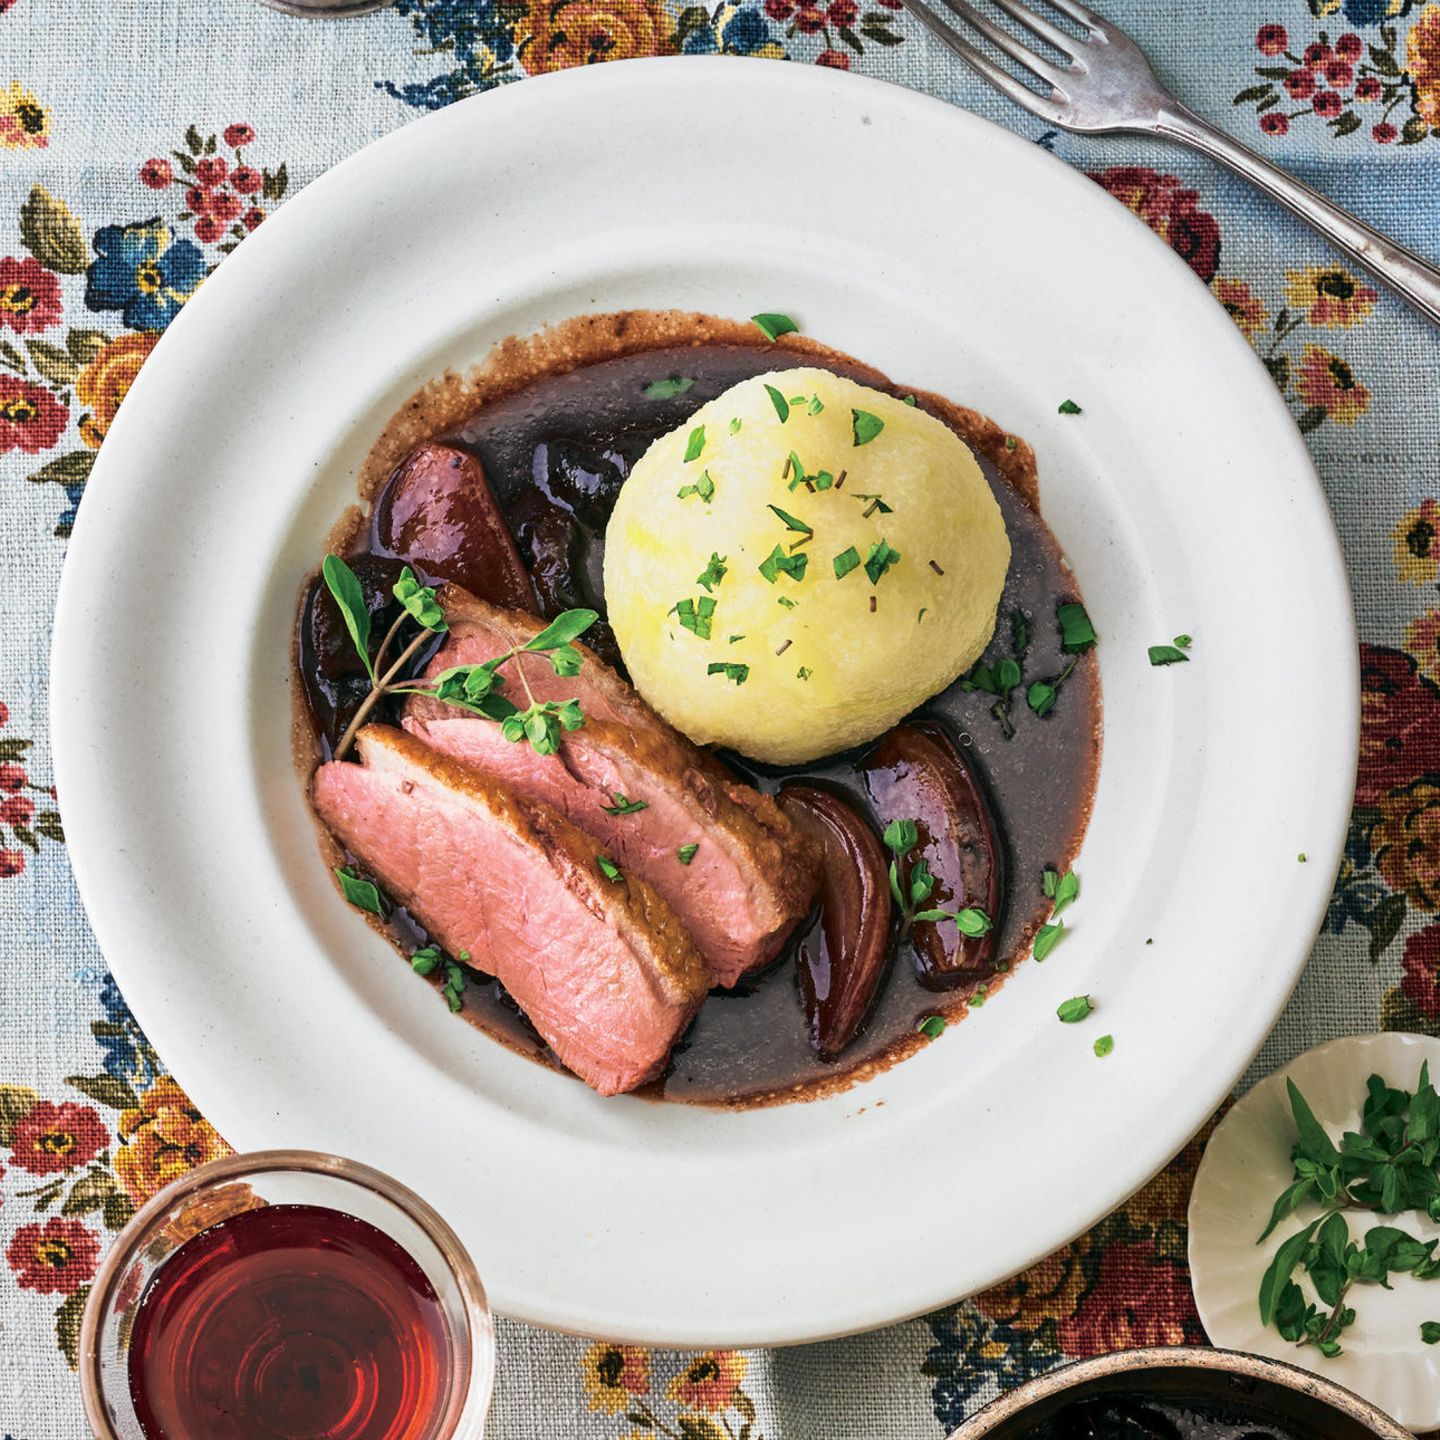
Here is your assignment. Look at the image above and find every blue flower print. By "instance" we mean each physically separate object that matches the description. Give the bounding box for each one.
[85,220,206,333]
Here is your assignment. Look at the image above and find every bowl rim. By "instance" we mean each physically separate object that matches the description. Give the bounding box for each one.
[949,1345,1414,1439]
[77,1148,495,1439]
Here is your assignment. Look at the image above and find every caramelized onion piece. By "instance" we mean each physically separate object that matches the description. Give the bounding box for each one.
[861,721,1006,989]
[372,442,538,613]
[777,784,892,1059]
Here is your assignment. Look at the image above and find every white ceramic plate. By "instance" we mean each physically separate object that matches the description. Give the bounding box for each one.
[51,58,1358,1347]
[1190,1034,1440,1431]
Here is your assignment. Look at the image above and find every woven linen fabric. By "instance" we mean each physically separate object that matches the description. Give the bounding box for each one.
[2,0,1439,1435]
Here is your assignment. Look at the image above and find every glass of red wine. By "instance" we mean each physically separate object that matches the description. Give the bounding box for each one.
[257,1,398,15]
[80,1150,494,1440]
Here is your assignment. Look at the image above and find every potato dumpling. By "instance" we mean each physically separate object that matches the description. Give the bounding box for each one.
[603,368,1010,764]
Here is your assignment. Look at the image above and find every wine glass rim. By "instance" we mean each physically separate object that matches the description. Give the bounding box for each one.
[78,1148,494,1440]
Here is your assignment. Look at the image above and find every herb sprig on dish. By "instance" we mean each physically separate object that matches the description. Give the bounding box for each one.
[881,818,992,938]
[1257,1063,1440,1358]
[320,554,597,761]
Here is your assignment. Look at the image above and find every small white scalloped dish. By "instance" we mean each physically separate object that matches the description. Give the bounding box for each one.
[1190,1032,1440,1431]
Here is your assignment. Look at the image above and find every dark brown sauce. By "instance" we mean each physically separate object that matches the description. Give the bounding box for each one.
[1029,1393,1307,1439]
[296,322,1099,1106]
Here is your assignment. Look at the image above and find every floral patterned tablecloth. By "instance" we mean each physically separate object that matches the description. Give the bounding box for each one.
[2,0,1439,1435]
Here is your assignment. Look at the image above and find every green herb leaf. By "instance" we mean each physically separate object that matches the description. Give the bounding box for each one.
[684,425,707,462]
[1289,1078,1342,1168]
[1421,1322,1440,1344]
[707,662,749,685]
[917,1014,946,1040]
[1057,995,1093,1023]
[752,313,797,342]
[410,945,441,976]
[996,657,1022,694]
[1149,644,1190,666]
[1052,870,1080,917]
[833,546,861,580]
[643,376,694,399]
[1058,398,1082,415]
[1094,1034,1114,1057]
[549,644,582,677]
[441,957,466,1012]
[864,539,902,585]
[1175,634,1193,648]
[1028,680,1058,718]
[1004,434,1018,452]
[759,546,809,585]
[765,384,790,422]
[1012,609,1030,654]
[852,409,885,446]
[597,855,622,882]
[1033,921,1063,960]
[1259,1220,1321,1326]
[603,793,649,816]
[884,818,919,855]
[674,596,716,640]
[697,553,728,592]
[807,396,824,415]
[796,666,813,680]
[777,595,798,610]
[677,470,715,503]
[768,503,812,537]
[729,416,742,434]
[1058,602,1097,653]
[1258,1177,1317,1242]
[335,866,385,916]
[321,555,375,681]
[852,491,893,514]
[677,843,699,866]
[393,566,448,632]
[524,608,599,652]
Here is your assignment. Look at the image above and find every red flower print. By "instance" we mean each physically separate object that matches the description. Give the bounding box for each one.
[231,164,262,195]
[0,850,24,877]
[764,0,792,16]
[1256,23,1287,56]
[793,5,825,31]
[0,762,26,790]
[1335,32,1363,61]
[194,156,228,188]
[1403,922,1440,1019]
[0,256,62,335]
[1374,122,1398,143]
[816,47,850,67]
[1261,112,1290,136]
[0,701,11,726]
[667,1351,748,1412]
[1304,41,1332,67]
[0,376,67,455]
[1313,90,1344,118]
[243,207,266,232]
[1058,1241,1203,1355]
[1285,69,1316,99]
[1357,645,1440,805]
[1325,60,1354,88]
[6,1217,101,1296]
[1295,344,1369,424]
[1087,167,1221,281]
[1356,76,1382,101]
[825,0,857,25]
[185,185,211,215]
[194,216,226,243]
[223,123,256,149]
[139,158,173,190]
[209,190,243,224]
[0,793,33,825]
[10,1100,109,1174]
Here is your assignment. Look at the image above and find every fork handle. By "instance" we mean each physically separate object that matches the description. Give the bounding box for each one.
[1151,103,1440,328]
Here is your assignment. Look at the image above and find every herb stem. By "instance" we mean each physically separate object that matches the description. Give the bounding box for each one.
[370,608,410,680]
[332,628,433,761]
[1308,1280,1353,1351]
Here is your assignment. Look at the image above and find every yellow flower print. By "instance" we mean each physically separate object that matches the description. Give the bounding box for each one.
[1408,3,1440,127]
[667,1351,747,1412]
[1211,276,1269,337]
[1395,501,1440,585]
[1295,344,1370,425]
[581,1342,651,1414]
[1283,265,1378,329]
[0,82,51,150]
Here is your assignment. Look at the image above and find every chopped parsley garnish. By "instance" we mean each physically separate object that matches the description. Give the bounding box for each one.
[707,662,749,685]
[597,855,622,882]
[807,396,824,415]
[1004,434,1018,452]
[902,394,917,407]
[1057,995,1093,1023]
[1149,640,1190,666]
[677,843,699,865]
[1058,398,1082,414]
[864,539,901,584]
[1094,1034,1114,1058]
[683,425,707,462]
[833,546,861,580]
[412,945,465,1010]
[852,409,885,446]
[335,867,386,916]
[765,384,790,422]
[1033,921,1063,960]
[393,566,447,632]
[759,546,809,584]
[729,633,745,644]
[410,946,441,976]
[853,492,892,517]
[602,793,648,816]
[1058,601,1097,653]
[917,1014,946,1040]
[797,666,812,680]
[729,416,742,434]
[768,504,812,544]
[917,608,927,623]
[673,595,716,639]
[751,312,797,342]
[697,553,728,591]
[777,595,798,610]
[643,376,694,399]
[1175,634,1193,648]
[1012,609,1030,654]
[677,470,715,503]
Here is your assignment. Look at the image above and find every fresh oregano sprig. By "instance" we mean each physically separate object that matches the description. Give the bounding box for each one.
[1257,1062,1440,1358]
[881,818,992,938]
[321,554,596,761]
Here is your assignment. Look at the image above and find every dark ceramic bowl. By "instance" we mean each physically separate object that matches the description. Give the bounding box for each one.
[950,1347,1413,1439]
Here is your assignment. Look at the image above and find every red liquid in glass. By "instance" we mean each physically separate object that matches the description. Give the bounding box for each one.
[127,1203,454,1440]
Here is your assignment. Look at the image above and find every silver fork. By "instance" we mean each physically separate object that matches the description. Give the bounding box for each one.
[904,0,1440,327]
